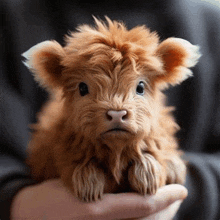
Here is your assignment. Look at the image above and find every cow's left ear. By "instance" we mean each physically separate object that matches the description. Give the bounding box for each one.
[155,38,201,88]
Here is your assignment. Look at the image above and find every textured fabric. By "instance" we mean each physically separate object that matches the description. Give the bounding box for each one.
[1,0,220,219]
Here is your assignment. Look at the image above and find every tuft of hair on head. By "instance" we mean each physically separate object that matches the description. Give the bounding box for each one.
[93,15,127,33]
[22,17,201,93]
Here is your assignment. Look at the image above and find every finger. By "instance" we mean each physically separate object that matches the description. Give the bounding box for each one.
[141,184,187,218]
[146,184,188,213]
[145,200,183,220]
[93,184,187,220]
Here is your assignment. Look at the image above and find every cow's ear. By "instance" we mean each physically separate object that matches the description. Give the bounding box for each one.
[22,41,65,90]
[155,38,201,89]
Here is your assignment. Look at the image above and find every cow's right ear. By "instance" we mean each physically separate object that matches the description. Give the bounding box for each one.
[22,41,65,90]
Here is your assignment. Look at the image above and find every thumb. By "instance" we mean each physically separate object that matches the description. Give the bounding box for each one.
[142,200,183,220]
[96,184,187,220]
[145,184,188,215]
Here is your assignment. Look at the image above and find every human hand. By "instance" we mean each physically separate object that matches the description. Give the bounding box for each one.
[11,179,187,220]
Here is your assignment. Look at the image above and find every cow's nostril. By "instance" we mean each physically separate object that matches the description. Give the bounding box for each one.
[122,113,128,120]
[106,113,113,121]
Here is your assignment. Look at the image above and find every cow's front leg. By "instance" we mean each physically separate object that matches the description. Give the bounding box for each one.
[128,154,166,195]
[71,158,105,202]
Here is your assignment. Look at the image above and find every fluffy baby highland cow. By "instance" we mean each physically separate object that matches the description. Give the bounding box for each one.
[23,17,200,202]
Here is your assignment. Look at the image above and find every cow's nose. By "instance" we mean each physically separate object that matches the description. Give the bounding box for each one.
[107,110,128,123]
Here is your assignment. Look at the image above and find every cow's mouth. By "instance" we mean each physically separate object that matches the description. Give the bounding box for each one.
[102,126,131,137]
[107,128,129,133]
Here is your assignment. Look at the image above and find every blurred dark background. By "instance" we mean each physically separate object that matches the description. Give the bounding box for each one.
[1,0,220,219]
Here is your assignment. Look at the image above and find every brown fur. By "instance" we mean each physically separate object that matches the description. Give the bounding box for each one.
[23,17,200,202]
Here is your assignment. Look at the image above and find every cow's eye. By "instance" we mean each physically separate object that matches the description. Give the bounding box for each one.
[136,81,145,95]
[79,82,89,96]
